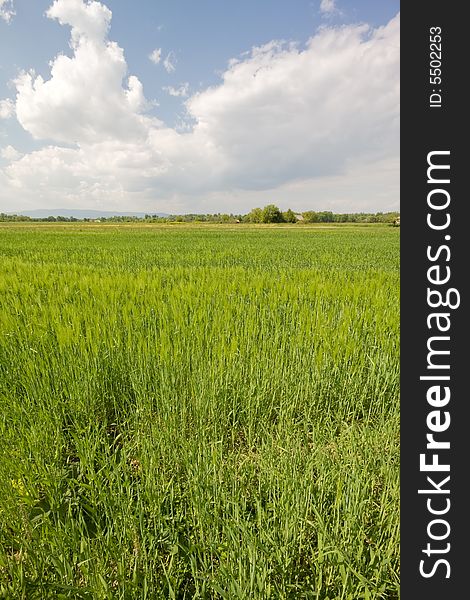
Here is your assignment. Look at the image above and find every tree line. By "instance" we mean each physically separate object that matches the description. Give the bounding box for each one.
[0,206,400,224]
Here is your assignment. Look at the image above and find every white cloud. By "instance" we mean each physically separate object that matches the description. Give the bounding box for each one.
[0,0,15,22]
[14,0,157,145]
[46,0,112,44]
[163,83,189,97]
[0,0,399,214]
[319,0,338,15]
[0,98,15,119]
[186,15,399,190]
[149,47,162,64]
[1,145,22,161]
[163,51,177,73]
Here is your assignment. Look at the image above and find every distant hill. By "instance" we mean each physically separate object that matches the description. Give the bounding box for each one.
[13,209,168,219]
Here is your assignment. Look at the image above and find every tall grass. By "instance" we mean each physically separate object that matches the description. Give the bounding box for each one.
[0,223,399,599]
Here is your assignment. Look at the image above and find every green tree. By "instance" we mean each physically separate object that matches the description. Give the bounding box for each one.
[282,209,297,223]
[261,204,283,223]
[302,211,319,223]
[317,211,333,223]
[246,207,263,223]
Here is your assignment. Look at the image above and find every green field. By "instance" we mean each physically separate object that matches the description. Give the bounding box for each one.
[0,223,399,599]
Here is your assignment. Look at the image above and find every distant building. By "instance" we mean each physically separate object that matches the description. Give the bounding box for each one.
[295,214,304,221]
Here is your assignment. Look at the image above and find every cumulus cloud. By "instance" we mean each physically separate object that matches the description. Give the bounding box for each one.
[0,98,15,119]
[46,0,111,44]
[1,145,22,161]
[0,0,15,22]
[14,0,157,145]
[186,15,399,189]
[163,51,177,73]
[1,0,399,214]
[149,47,162,64]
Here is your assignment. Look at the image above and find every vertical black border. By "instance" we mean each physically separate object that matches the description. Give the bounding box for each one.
[401,3,467,597]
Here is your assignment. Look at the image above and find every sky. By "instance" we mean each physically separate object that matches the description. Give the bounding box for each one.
[0,0,400,215]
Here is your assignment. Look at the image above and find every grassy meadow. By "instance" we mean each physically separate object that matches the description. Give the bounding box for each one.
[0,223,399,599]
